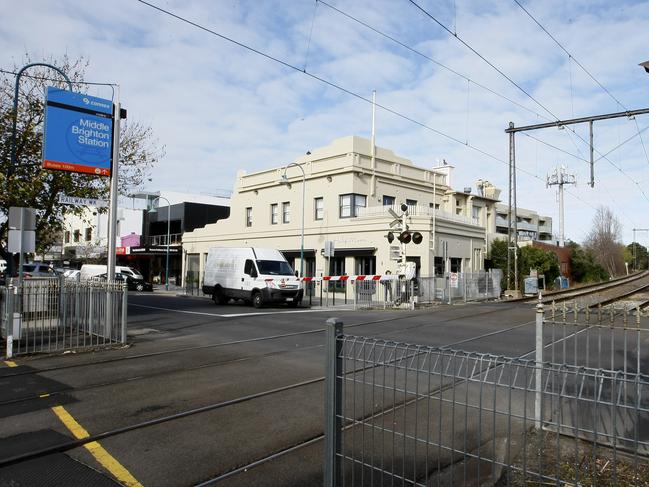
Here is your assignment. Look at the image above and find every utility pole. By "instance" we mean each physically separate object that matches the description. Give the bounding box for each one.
[507,122,518,292]
[546,166,576,247]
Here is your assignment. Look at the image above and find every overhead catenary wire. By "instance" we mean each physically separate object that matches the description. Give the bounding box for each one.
[317,0,553,123]
[407,0,649,206]
[511,0,628,112]
[408,0,560,122]
[133,1,644,223]
[134,0,618,224]
[134,0,504,165]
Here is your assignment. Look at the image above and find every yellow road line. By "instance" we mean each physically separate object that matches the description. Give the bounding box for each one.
[3,360,17,367]
[51,406,143,487]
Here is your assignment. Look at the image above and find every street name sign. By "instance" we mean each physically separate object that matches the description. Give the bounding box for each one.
[58,194,109,208]
[43,87,113,176]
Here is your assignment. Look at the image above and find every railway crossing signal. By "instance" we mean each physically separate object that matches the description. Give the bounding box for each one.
[385,203,422,246]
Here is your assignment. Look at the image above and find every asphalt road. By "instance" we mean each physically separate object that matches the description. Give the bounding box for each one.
[0,294,543,486]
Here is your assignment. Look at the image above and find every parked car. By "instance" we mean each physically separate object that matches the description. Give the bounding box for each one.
[95,272,153,292]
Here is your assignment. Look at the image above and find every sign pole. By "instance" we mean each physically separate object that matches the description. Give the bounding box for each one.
[17,209,24,288]
[107,91,121,282]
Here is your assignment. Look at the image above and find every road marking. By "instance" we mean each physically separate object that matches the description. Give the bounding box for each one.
[130,303,335,317]
[51,406,143,487]
[3,361,17,367]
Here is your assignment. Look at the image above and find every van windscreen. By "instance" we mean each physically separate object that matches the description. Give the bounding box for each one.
[256,260,294,276]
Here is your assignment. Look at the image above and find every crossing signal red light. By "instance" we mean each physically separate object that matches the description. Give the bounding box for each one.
[386,232,394,243]
[398,231,411,244]
[412,232,423,244]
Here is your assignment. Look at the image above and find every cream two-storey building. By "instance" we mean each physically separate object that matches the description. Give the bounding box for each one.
[182,136,508,284]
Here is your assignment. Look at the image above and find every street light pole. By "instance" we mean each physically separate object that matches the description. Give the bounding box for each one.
[149,196,171,291]
[279,163,306,277]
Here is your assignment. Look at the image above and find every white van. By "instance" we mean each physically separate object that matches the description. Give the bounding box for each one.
[203,247,303,308]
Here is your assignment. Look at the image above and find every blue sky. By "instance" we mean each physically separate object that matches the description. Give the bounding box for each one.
[2,0,649,245]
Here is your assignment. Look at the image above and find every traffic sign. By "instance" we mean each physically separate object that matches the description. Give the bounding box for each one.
[42,87,113,176]
[449,272,459,288]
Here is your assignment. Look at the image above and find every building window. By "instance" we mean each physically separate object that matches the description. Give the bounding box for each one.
[383,195,395,206]
[245,207,252,227]
[472,206,481,222]
[406,199,417,208]
[282,202,290,223]
[339,193,366,218]
[355,256,376,276]
[73,230,81,243]
[271,204,278,225]
[314,197,324,221]
[85,228,92,241]
[64,231,70,244]
[429,202,440,210]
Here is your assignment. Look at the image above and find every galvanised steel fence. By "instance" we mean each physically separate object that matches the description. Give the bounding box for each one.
[343,271,502,310]
[542,300,649,376]
[324,306,649,486]
[1,278,127,358]
[417,270,503,305]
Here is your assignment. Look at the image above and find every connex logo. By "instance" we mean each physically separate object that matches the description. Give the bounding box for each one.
[82,97,90,105]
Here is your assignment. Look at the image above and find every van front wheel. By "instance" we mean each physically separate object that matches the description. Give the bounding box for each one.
[252,291,263,308]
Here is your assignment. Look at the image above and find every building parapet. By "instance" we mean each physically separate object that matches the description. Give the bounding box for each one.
[356,204,481,227]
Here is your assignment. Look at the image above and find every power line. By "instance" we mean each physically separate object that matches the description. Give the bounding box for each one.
[408,0,560,122]
[520,131,588,163]
[134,0,504,164]
[317,0,552,122]
[408,0,649,205]
[511,0,627,112]
[135,0,640,217]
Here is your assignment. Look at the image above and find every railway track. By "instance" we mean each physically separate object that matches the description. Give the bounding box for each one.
[520,271,649,309]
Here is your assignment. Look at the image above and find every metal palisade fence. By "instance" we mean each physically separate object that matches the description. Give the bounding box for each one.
[1,277,127,357]
[323,301,649,486]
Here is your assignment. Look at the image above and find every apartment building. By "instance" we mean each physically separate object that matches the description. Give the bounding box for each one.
[182,136,503,284]
[492,204,553,244]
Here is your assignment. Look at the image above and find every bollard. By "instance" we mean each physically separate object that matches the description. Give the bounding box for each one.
[121,283,128,344]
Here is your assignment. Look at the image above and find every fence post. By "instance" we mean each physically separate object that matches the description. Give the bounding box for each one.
[121,283,128,344]
[463,272,467,303]
[535,294,544,429]
[5,286,15,358]
[324,317,344,487]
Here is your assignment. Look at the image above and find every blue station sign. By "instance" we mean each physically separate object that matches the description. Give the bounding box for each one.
[42,87,114,177]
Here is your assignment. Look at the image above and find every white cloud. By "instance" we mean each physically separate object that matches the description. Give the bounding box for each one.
[2,0,649,244]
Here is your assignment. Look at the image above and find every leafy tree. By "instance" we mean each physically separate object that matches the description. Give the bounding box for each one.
[584,206,625,277]
[0,54,164,269]
[488,239,510,290]
[488,239,508,271]
[518,246,560,289]
[625,242,648,271]
[569,241,609,283]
